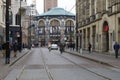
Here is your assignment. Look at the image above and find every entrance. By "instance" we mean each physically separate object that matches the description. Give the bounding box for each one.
[102,21,109,52]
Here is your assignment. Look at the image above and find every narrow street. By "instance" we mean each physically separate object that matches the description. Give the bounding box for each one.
[4,48,120,80]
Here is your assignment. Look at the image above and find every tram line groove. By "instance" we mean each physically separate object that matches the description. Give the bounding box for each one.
[53,52,112,80]
[40,48,56,80]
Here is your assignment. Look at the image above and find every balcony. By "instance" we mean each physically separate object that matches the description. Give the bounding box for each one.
[90,14,96,22]
[85,18,90,24]
[108,2,120,15]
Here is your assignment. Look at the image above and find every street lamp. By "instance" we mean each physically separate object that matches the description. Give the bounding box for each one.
[79,31,82,49]
[46,18,49,44]
[70,20,72,44]
[44,25,45,46]
[5,0,10,64]
[60,18,65,43]
[19,0,22,52]
[76,22,78,51]
[28,5,34,49]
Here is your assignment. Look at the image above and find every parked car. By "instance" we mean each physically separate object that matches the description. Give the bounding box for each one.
[50,44,58,50]
[32,44,35,48]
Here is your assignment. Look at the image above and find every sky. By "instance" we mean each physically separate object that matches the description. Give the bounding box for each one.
[27,0,76,14]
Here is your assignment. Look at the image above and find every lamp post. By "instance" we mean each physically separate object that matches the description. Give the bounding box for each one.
[79,31,82,49]
[19,0,22,52]
[46,18,49,45]
[28,6,32,49]
[60,19,65,43]
[44,25,45,46]
[70,20,72,45]
[5,0,10,64]
[28,5,34,49]
[76,22,79,51]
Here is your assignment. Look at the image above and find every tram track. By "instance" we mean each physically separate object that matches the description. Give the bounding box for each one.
[5,48,116,80]
[40,48,56,80]
[53,52,112,80]
[15,48,56,80]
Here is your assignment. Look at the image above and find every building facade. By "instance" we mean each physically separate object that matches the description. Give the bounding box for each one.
[35,8,75,46]
[9,0,27,45]
[44,0,57,12]
[76,0,120,54]
[26,4,39,47]
[0,0,6,45]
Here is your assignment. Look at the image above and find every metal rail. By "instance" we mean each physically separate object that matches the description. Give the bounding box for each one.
[40,48,55,80]
[53,52,112,80]
[16,65,26,80]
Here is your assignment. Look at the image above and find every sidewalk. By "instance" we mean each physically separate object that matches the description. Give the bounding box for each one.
[65,49,120,68]
[0,49,30,80]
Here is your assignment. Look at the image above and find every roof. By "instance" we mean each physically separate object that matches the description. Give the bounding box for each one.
[40,7,75,16]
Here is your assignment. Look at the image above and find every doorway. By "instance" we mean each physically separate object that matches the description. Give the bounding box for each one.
[102,21,109,52]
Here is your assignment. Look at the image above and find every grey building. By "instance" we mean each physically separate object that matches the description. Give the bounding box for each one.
[76,0,120,53]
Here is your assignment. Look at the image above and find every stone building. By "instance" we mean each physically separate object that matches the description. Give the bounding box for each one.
[10,0,38,46]
[35,7,75,46]
[44,0,58,12]
[0,0,6,45]
[26,4,39,47]
[76,0,120,53]
[10,0,27,44]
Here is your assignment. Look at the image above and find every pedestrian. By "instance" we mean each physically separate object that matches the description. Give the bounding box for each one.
[2,42,6,57]
[59,43,64,54]
[113,42,120,59]
[5,42,11,64]
[72,43,75,51]
[88,42,92,53]
[48,42,51,52]
[13,42,18,57]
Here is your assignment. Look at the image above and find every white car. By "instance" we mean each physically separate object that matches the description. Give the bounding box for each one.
[50,44,58,50]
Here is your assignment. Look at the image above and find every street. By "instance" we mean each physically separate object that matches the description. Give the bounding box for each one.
[3,48,120,80]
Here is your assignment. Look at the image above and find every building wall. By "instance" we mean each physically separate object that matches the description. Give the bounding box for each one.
[11,0,27,25]
[76,0,120,54]
[44,0,57,12]
[37,16,75,46]
[0,0,5,44]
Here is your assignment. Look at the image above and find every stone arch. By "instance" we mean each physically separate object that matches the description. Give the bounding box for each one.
[50,18,60,24]
[38,19,45,26]
[50,19,60,26]
[102,21,109,52]
[38,20,45,46]
[65,19,75,25]
[65,20,74,42]
[49,19,60,44]
[65,20,74,33]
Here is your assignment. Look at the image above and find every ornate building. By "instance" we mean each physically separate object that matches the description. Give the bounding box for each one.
[44,0,58,12]
[76,0,120,53]
[35,8,75,46]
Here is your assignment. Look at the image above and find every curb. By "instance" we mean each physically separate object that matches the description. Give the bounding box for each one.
[65,51,120,68]
[9,50,31,67]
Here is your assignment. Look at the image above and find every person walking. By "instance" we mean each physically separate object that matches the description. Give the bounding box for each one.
[59,43,64,54]
[88,42,92,53]
[113,42,120,59]
[2,42,6,57]
[5,42,11,64]
[13,42,18,57]
[48,42,51,52]
[72,43,75,51]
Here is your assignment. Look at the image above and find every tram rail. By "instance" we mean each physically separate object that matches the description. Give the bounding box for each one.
[53,52,112,80]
